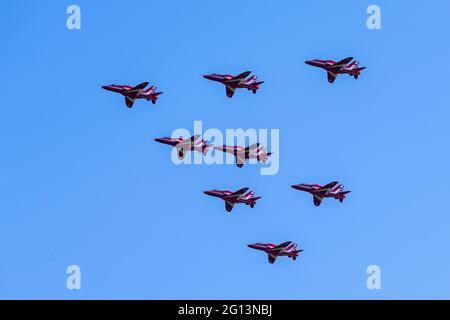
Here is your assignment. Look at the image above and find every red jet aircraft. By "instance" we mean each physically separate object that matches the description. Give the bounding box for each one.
[102,82,163,108]
[305,57,366,83]
[291,181,351,206]
[154,134,213,160]
[203,71,264,98]
[214,143,272,168]
[248,241,303,264]
[204,187,261,212]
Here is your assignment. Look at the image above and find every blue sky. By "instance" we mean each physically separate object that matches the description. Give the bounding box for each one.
[1,0,450,299]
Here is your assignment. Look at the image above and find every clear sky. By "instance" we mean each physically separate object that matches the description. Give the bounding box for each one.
[1,0,449,299]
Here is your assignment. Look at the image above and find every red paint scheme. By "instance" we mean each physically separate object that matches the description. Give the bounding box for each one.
[203,71,264,98]
[305,57,366,83]
[204,187,261,213]
[102,82,163,108]
[291,181,351,207]
[214,143,272,168]
[248,241,303,264]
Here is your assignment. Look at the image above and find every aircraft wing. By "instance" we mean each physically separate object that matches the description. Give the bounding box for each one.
[226,71,252,83]
[125,96,135,108]
[268,253,277,264]
[331,57,353,69]
[189,134,202,143]
[245,143,260,152]
[226,187,249,200]
[225,201,235,212]
[177,134,201,148]
[226,86,236,98]
[318,181,339,191]
[313,195,323,207]
[128,82,149,93]
[327,71,337,83]
[269,241,292,251]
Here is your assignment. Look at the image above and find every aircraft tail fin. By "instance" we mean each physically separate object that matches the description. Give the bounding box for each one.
[290,249,304,260]
[259,152,272,164]
[250,81,264,94]
[150,92,163,104]
[339,191,351,202]
[249,196,261,208]
[354,67,366,79]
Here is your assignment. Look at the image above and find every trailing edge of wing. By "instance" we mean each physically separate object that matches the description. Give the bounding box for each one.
[227,187,249,199]
[270,241,292,251]
[318,181,339,191]
[128,82,149,93]
[226,71,252,83]
[330,57,353,69]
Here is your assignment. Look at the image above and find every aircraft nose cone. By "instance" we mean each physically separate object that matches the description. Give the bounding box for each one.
[204,190,214,196]
[305,60,314,66]
[203,74,213,80]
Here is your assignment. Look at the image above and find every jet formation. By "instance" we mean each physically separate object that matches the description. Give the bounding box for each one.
[291,181,351,206]
[102,82,163,108]
[248,241,303,264]
[305,57,366,83]
[204,187,261,213]
[103,58,361,264]
[203,71,264,98]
